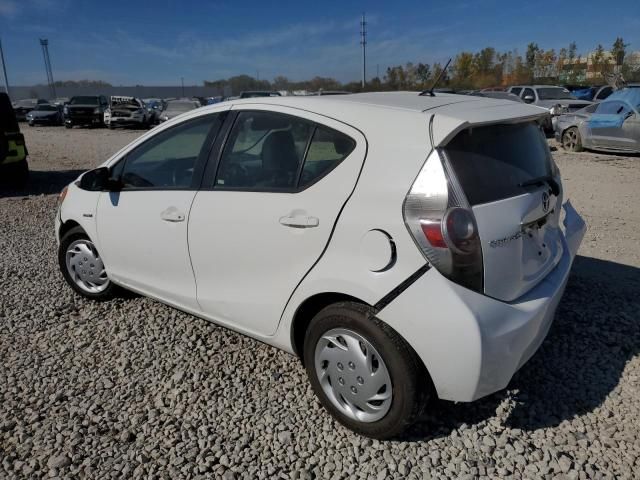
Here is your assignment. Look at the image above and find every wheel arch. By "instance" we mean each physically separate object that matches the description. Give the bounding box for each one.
[58,219,82,239]
[291,292,371,361]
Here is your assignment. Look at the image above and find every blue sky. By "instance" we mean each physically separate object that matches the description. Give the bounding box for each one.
[1,0,639,86]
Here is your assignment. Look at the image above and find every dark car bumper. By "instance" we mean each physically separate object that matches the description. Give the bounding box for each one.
[65,113,103,126]
[29,116,61,125]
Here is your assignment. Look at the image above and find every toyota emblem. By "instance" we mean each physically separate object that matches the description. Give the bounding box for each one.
[542,192,550,213]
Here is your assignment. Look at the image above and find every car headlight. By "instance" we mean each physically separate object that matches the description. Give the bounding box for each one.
[549,104,563,116]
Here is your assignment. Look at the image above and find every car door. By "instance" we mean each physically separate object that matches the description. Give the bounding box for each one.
[188,107,366,336]
[588,100,633,149]
[96,112,226,309]
[607,103,640,151]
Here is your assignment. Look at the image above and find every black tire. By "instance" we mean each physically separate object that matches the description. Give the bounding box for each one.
[65,122,72,129]
[562,127,583,152]
[28,121,34,127]
[58,226,117,301]
[303,302,430,439]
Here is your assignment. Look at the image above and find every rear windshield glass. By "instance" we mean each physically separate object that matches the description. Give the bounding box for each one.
[443,122,551,206]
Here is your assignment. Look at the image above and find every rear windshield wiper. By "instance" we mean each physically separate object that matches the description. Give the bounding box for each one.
[518,175,560,196]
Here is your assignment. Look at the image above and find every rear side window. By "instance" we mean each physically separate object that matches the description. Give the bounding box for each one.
[300,127,355,188]
[510,87,522,95]
[215,111,355,191]
[443,122,551,205]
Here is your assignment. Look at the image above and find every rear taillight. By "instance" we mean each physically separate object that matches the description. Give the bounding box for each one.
[403,150,483,292]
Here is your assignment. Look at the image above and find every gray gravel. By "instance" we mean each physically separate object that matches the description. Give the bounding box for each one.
[1,126,639,479]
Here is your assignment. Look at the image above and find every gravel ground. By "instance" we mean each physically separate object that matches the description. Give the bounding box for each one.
[1,125,639,479]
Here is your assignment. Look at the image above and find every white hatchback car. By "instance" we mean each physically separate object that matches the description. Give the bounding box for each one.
[56,92,586,439]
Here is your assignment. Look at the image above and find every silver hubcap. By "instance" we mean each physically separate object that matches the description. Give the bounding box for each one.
[314,328,392,423]
[563,129,578,150]
[65,239,109,293]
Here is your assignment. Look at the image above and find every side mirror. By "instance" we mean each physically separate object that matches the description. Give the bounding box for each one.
[79,167,121,191]
[523,95,535,103]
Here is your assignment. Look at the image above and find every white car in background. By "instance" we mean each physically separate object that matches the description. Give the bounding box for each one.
[55,92,585,438]
[158,99,200,122]
[104,96,150,129]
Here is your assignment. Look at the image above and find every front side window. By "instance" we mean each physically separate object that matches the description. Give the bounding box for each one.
[215,111,313,189]
[116,115,219,189]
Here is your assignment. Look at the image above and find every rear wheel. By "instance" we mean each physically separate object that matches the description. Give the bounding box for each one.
[303,302,429,439]
[562,127,583,152]
[65,122,72,129]
[58,226,116,300]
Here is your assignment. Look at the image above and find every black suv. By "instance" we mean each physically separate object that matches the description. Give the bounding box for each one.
[64,95,109,128]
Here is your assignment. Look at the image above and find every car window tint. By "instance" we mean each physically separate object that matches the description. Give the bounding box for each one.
[522,88,535,99]
[510,87,522,95]
[119,115,217,189]
[215,111,313,190]
[300,127,355,188]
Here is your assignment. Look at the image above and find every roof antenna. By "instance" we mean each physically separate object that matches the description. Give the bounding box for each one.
[420,58,452,97]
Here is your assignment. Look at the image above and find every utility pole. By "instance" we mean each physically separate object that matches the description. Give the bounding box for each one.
[376,63,379,80]
[0,38,10,98]
[360,13,367,87]
[40,39,56,99]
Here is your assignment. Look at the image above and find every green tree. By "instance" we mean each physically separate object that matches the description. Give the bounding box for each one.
[612,37,628,66]
[451,52,474,88]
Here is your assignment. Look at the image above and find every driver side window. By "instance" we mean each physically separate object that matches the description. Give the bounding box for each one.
[117,114,219,189]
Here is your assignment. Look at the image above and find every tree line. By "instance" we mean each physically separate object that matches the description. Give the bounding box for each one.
[204,37,638,94]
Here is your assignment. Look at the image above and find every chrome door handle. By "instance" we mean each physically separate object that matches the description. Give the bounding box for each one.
[160,207,185,223]
[279,215,319,228]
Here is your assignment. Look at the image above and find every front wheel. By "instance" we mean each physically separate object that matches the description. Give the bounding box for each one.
[303,302,430,439]
[58,226,116,300]
[65,122,72,129]
[562,127,583,152]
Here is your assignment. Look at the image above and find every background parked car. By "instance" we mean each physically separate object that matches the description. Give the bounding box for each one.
[507,85,593,131]
[569,85,614,102]
[12,99,47,121]
[158,99,200,122]
[64,95,109,128]
[554,88,640,153]
[469,91,524,102]
[239,91,282,98]
[104,96,150,130]
[25,104,64,126]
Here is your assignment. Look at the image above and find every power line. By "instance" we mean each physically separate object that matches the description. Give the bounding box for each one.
[360,13,367,87]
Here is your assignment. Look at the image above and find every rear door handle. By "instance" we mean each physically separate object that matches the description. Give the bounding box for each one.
[279,215,319,228]
[160,207,185,223]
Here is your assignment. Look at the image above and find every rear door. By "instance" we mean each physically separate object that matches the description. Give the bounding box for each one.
[188,107,365,336]
[442,121,564,301]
